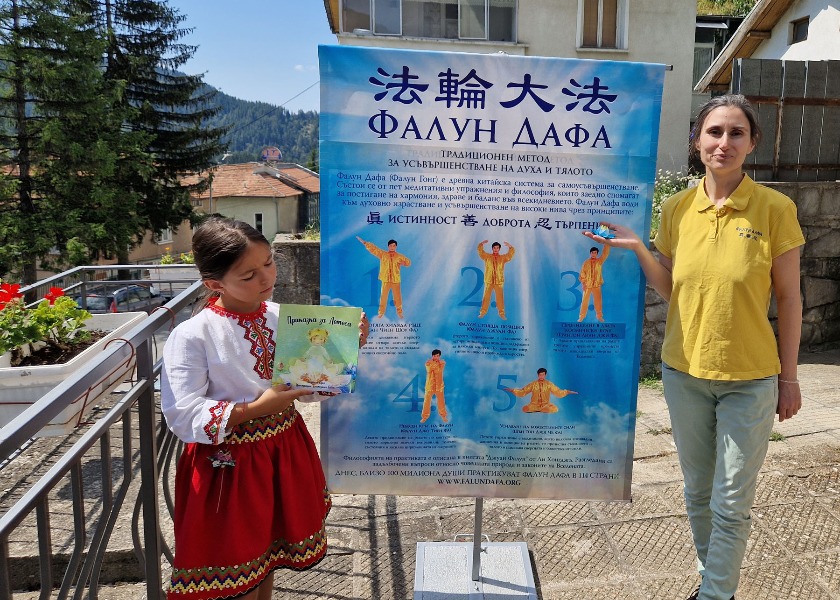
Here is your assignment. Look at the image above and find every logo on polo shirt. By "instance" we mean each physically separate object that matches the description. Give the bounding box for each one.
[736,226,763,241]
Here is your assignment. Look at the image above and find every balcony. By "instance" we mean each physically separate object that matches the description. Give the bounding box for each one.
[0,265,202,598]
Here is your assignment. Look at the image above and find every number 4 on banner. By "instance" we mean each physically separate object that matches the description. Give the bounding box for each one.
[392,374,423,413]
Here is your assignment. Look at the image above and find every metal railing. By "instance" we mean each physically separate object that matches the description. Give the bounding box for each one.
[0,274,204,599]
[20,265,199,309]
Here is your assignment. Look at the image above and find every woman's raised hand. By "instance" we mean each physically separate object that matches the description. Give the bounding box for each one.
[582,222,644,251]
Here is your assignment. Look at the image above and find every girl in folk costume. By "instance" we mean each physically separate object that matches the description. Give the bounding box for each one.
[161,217,368,600]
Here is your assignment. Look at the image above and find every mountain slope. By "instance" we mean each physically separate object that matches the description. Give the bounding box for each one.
[206,90,319,167]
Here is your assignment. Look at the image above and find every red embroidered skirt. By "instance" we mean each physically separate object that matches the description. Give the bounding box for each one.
[168,405,331,599]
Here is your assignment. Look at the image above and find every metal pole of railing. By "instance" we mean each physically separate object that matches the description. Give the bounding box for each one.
[136,334,164,599]
[471,497,483,582]
[0,538,10,600]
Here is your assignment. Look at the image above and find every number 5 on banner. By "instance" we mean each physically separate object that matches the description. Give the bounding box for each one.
[495,375,518,412]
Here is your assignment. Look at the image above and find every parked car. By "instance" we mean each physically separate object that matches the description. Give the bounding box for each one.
[73,284,165,314]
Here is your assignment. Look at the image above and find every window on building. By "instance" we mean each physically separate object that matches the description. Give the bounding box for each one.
[460,0,486,38]
[693,44,714,87]
[342,0,515,42]
[255,213,263,234]
[402,0,459,38]
[156,228,173,244]
[578,0,626,49]
[343,0,372,32]
[374,0,402,34]
[790,17,809,44]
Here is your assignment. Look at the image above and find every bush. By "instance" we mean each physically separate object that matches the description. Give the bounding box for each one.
[651,170,692,239]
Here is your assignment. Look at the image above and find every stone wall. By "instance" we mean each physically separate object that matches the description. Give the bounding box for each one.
[271,235,321,305]
[273,180,840,378]
[640,181,840,377]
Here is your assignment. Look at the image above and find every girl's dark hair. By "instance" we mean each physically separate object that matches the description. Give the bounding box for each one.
[689,94,762,160]
[192,217,269,281]
[191,217,269,311]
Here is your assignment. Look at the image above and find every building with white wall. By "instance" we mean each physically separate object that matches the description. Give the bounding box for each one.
[321,0,697,172]
[697,0,840,92]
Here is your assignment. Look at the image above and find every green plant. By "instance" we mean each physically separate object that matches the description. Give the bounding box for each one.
[30,296,92,347]
[0,297,42,356]
[639,375,663,390]
[769,431,785,442]
[647,427,672,436]
[179,251,195,264]
[697,0,757,16]
[160,247,175,264]
[651,170,692,239]
[0,283,91,357]
[303,222,321,241]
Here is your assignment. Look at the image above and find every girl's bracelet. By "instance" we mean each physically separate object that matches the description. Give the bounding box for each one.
[779,378,799,385]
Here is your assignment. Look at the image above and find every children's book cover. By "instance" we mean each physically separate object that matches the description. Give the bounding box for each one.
[273,305,362,394]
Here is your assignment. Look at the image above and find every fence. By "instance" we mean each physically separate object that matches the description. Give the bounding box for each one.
[0,273,203,599]
[731,58,840,182]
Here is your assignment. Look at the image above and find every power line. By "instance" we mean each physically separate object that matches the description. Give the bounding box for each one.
[222,80,320,138]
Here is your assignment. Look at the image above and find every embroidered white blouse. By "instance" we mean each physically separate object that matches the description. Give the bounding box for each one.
[161,300,282,445]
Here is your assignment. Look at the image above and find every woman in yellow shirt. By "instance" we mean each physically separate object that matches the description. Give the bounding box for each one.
[586,94,804,600]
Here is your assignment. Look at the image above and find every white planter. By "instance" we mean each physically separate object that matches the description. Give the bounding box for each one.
[0,312,146,436]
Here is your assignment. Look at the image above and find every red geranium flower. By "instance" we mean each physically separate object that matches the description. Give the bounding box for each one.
[44,287,65,305]
[0,283,23,310]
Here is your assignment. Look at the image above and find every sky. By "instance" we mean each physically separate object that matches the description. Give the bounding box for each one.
[167,1,337,112]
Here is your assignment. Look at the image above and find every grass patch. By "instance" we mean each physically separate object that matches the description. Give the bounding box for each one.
[647,427,672,436]
[639,375,663,391]
[769,431,785,442]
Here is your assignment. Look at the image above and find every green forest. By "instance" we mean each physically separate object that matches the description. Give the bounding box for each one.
[209,91,319,169]
[0,0,320,283]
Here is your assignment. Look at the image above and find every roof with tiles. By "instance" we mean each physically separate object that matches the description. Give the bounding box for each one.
[181,162,303,200]
[272,163,320,194]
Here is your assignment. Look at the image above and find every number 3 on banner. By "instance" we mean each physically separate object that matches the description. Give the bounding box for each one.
[557,270,582,311]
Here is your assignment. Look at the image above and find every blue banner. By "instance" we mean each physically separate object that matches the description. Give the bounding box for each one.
[319,45,664,500]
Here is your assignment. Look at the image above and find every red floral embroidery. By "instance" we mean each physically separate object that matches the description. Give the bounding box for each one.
[207,300,276,380]
[204,401,228,444]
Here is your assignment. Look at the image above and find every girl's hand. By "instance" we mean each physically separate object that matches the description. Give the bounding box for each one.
[582,222,643,251]
[359,311,370,347]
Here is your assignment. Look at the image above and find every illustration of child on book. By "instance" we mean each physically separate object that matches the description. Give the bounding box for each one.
[286,327,353,391]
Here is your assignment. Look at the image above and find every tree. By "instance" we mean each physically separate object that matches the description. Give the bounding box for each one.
[0,0,228,281]
[0,0,118,282]
[93,0,228,264]
[697,0,757,16]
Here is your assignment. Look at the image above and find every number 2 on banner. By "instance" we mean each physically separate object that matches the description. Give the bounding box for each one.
[458,266,483,307]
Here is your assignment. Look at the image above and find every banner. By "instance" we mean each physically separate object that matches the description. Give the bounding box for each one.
[319,45,664,500]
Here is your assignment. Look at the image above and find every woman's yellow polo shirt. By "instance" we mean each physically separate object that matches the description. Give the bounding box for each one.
[653,175,805,380]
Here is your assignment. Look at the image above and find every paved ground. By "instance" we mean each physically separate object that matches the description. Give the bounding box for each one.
[7,349,840,599]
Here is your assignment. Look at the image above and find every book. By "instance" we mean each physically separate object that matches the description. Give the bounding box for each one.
[272,304,362,395]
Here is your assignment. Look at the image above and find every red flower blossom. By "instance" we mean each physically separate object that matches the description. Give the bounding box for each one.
[44,287,65,305]
[0,283,23,310]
